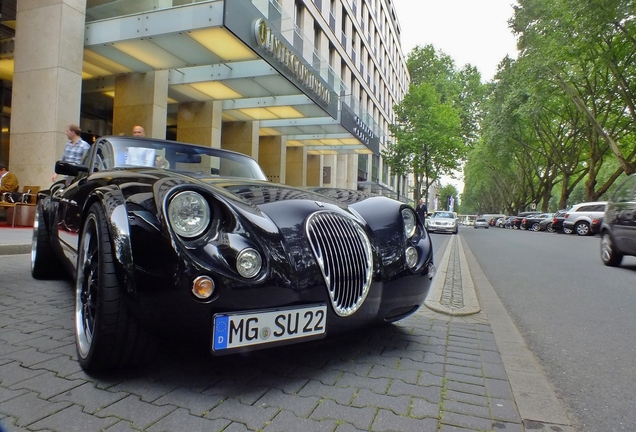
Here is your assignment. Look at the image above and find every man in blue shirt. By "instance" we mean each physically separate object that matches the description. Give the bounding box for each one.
[61,124,90,164]
[52,124,90,182]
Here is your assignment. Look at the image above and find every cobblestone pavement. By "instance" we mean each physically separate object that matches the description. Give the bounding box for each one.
[0,233,576,432]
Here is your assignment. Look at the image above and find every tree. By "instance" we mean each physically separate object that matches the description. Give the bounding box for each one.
[385,45,481,204]
[439,184,459,212]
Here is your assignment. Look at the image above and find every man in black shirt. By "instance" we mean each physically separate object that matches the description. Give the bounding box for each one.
[416,198,428,222]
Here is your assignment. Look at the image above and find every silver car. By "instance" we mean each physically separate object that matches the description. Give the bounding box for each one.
[562,201,607,236]
[474,218,489,229]
[426,211,458,234]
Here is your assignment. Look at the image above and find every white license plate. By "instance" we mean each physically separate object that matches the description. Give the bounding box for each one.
[212,305,327,352]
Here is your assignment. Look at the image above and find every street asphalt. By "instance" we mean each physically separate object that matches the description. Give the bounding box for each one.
[0,226,578,432]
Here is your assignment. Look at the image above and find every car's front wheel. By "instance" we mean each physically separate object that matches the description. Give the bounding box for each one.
[575,221,591,236]
[31,202,62,279]
[75,203,156,371]
[563,227,573,234]
[601,232,623,267]
[546,222,554,233]
[531,223,540,231]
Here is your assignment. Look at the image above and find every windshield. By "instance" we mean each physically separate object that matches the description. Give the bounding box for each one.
[91,137,268,181]
[432,212,455,219]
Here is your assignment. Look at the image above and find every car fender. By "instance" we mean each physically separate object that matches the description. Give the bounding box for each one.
[84,186,136,295]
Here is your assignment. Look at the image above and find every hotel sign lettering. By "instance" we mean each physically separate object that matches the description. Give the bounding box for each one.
[223,2,337,118]
[341,104,380,154]
[255,19,331,107]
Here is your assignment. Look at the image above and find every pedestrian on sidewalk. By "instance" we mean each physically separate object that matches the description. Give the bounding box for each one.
[52,124,90,182]
[416,197,428,222]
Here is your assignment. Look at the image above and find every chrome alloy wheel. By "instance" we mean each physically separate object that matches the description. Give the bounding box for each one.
[600,232,623,266]
[75,213,99,359]
[575,222,590,236]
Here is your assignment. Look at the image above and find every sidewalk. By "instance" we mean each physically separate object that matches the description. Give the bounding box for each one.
[0,227,577,432]
[0,226,32,255]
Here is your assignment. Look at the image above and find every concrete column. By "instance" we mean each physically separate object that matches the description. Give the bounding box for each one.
[9,0,86,188]
[336,153,347,188]
[285,146,307,187]
[306,154,322,186]
[259,135,286,184]
[176,101,222,148]
[113,71,168,138]
[346,153,358,190]
[322,154,336,186]
[222,121,260,160]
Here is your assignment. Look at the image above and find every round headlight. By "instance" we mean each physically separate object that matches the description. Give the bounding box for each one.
[236,248,262,278]
[405,246,418,268]
[168,191,210,238]
[402,208,417,238]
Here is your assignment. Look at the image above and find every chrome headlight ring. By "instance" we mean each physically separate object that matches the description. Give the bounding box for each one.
[236,248,263,279]
[168,191,211,238]
[401,208,417,239]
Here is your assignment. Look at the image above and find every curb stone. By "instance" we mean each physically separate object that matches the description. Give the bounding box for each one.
[425,234,481,316]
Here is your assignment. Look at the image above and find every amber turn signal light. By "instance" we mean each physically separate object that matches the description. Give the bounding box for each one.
[192,276,215,299]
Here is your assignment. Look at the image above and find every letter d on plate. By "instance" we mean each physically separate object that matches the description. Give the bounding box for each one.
[213,316,229,350]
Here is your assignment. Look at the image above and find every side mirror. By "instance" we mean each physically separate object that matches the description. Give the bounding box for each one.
[55,161,89,176]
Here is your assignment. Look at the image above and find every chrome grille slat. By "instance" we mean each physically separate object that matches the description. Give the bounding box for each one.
[306,212,373,317]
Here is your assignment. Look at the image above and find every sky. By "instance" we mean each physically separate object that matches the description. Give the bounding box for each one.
[392,0,519,81]
[391,0,520,198]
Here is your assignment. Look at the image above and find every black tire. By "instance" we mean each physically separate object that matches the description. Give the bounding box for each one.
[575,221,591,236]
[531,223,540,232]
[31,202,63,279]
[546,222,554,233]
[601,232,623,267]
[75,203,156,371]
[563,227,573,234]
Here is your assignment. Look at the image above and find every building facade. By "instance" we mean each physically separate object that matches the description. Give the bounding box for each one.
[1,0,411,201]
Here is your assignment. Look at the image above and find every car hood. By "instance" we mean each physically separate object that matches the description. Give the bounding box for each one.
[115,169,411,245]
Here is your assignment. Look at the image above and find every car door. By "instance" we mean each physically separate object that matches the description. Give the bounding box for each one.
[55,144,100,267]
[611,176,636,253]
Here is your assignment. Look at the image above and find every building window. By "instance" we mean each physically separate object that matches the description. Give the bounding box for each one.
[358,154,368,181]
[294,1,303,51]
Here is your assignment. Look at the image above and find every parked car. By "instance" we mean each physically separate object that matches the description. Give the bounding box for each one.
[520,213,554,231]
[474,218,489,228]
[551,209,570,233]
[591,217,603,235]
[503,216,517,229]
[509,211,541,230]
[426,211,458,234]
[600,174,636,266]
[495,216,509,228]
[480,214,505,227]
[539,210,566,232]
[562,201,607,236]
[31,136,436,371]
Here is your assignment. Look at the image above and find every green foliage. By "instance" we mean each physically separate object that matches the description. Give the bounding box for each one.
[463,0,636,210]
[386,45,484,203]
[439,184,459,212]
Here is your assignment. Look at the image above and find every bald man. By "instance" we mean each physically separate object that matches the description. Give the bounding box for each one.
[132,126,145,137]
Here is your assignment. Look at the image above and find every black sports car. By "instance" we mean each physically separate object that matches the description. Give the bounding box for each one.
[31,136,435,371]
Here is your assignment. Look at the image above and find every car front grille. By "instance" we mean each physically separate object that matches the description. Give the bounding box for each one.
[306,211,373,317]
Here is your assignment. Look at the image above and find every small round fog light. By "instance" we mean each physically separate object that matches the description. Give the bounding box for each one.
[192,276,215,299]
[236,248,262,278]
[405,246,418,269]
